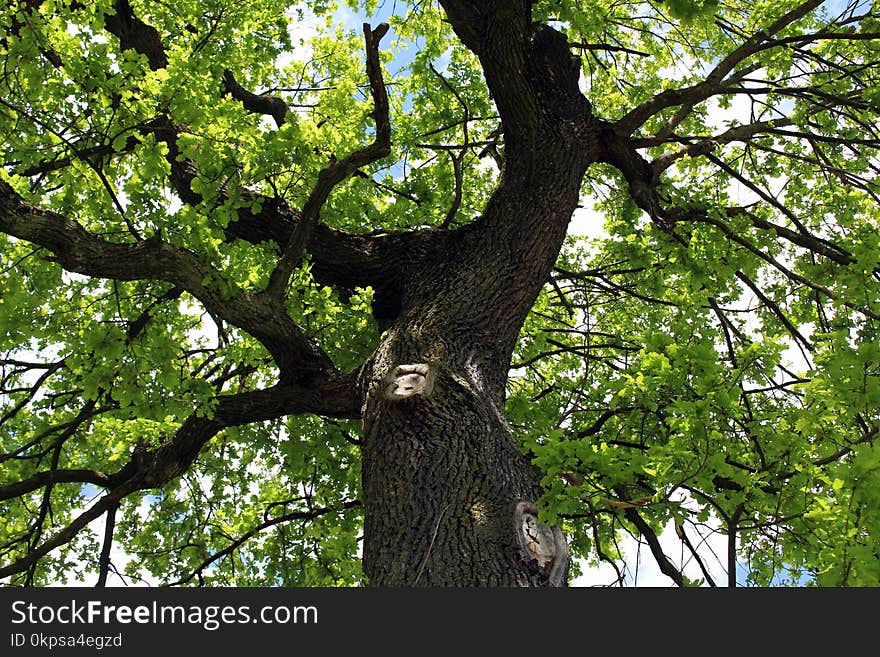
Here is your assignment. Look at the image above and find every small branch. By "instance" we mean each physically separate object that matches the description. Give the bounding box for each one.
[678,207,880,322]
[0,381,361,580]
[95,502,119,587]
[768,30,880,46]
[651,118,793,172]
[427,59,469,231]
[352,169,422,205]
[735,270,813,357]
[266,23,392,298]
[674,521,718,587]
[622,506,685,586]
[0,401,100,465]
[617,0,825,134]
[126,286,184,343]
[722,207,853,267]
[18,135,141,177]
[440,152,464,228]
[0,361,64,427]
[704,153,810,236]
[588,501,626,586]
[728,505,745,587]
[569,42,650,57]
[575,407,635,439]
[165,500,361,586]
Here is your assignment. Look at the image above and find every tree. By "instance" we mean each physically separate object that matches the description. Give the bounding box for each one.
[0,0,878,587]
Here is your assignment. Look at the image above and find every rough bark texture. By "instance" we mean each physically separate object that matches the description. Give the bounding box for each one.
[358,156,593,585]
[361,353,546,586]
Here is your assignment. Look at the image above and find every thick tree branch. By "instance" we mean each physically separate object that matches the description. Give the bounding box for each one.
[222,69,290,127]
[103,0,169,70]
[95,502,119,587]
[105,6,406,313]
[439,0,593,158]
[56,2,407,318]
[0,470,113,502]
[0,180,336,379]
[0,479,139,581]
[108,378,359,489]
[622,506,685,587]
[0,379,360,580]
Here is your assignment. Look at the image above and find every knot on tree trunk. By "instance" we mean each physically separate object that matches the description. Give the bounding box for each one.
[514,501,569,587]
[383,363,437,400]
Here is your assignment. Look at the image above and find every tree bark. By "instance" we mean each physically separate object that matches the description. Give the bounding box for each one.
[359,284,569,585]
[361,343,553,586]
[359,134,595,587]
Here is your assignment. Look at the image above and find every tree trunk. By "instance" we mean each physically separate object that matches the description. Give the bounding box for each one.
[356,1,606,586]
[359,146,591,586]
[360,323,569,586]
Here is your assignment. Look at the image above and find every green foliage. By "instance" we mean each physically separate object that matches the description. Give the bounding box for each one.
[2,0,879,587]
[0,0,371,585]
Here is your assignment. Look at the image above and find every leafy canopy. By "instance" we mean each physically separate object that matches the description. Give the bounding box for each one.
[0,0,878,586]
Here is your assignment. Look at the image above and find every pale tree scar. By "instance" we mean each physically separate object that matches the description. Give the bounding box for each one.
[383,363,436,400]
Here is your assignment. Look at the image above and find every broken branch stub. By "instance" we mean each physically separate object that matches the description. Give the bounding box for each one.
[383,363,436,400]
[514,501,569,587]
